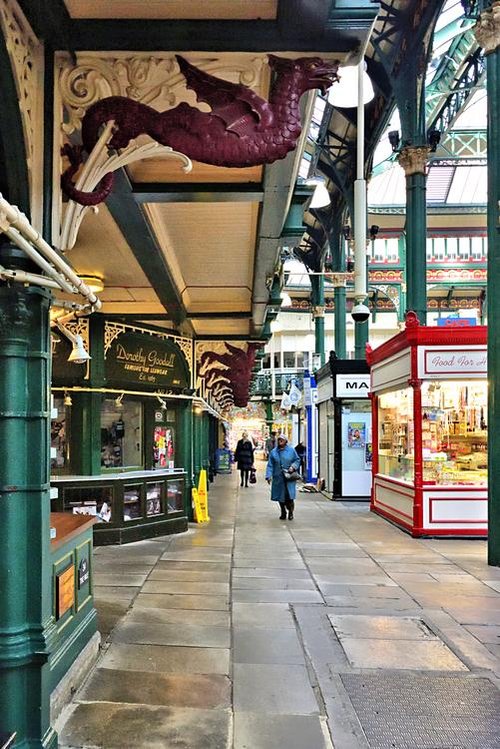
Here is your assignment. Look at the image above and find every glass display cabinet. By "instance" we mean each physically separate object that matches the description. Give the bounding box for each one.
[367,315,487,537]
[51,469,187,544]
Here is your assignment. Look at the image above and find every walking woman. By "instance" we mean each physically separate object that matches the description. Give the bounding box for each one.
[265,434,301,520]
[234,432,255,487]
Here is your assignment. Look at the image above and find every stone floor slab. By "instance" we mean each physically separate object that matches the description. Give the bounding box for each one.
[339,637,468,670]
[148,569,230,583]
[233,663,319,715]
[134,592,229,610]
[79,668,231,709]
[141,580,230,596]
[231,602,295,629]
[233,628,305,665]
[100,642,230,674]
[232,577,316,591]
[328,614,437,641]
[59,703,231,749]
[232,589,323,604]
[233,713,327,749]
[111,620,230,648]
[128,606,230,628]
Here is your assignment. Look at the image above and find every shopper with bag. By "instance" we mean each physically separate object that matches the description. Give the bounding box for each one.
[234,432,255,488]
[265,433,301,520]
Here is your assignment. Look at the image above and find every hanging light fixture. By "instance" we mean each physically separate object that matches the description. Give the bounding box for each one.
[327,61,374,108]
[114,393,124,408]
[67,333,91,364]
[306,179,331,208]
[63,392,72,407]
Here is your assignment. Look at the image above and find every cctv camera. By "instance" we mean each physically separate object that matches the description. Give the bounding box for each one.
[351,302,371,323]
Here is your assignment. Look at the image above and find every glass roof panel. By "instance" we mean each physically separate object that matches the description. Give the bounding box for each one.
[446,165,487,203]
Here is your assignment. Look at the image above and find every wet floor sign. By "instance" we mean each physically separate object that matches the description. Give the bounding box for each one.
[192,469,210,523]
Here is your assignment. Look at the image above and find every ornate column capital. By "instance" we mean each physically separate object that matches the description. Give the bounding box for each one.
[397,146,431,176]
[474,1,500,54]
[312,305,325,318]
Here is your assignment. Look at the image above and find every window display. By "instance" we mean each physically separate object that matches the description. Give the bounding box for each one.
[146,482,162,516]
[63,485,113,523]
[123,485,142,521]
[378,387,414,481]
[421,381,487,486]
[167,478,184,512]
[101,399,143,468]
[153,426,174,469]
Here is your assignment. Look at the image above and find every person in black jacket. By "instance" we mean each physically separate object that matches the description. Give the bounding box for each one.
[234,432,255,487]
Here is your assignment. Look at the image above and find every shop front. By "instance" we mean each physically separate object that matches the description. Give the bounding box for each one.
[51,318,194,543]
[367,316,487,537]
[316,359,372,499]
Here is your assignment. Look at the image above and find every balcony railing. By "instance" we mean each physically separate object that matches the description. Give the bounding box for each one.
[251,371,303,398]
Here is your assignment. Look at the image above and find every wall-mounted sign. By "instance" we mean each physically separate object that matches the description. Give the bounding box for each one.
[78,558,89,589]
[336,375,370,398]
[419,347,487,378]
[155,410,164,422]
[105,331,189,390]
[437,317,476,327]
[56,565,75,619]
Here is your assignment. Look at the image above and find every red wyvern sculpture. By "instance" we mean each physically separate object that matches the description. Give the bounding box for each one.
[62,55,339,206]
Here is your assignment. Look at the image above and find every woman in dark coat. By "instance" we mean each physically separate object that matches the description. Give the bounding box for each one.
[234,432,255,487]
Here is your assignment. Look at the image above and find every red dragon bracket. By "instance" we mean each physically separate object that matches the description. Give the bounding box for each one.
[62,55,339,206]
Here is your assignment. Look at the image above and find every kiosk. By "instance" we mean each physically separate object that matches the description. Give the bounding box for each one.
[367,314,487,537]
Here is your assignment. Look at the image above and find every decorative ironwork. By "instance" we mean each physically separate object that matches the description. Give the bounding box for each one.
[0,0,44,229]
[103,321,193,375]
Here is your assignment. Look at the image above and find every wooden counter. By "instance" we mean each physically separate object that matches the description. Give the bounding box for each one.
[50,512,96,550]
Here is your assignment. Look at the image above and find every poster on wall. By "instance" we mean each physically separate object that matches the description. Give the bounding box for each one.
[364,442,373,470]
[348,422,365,448]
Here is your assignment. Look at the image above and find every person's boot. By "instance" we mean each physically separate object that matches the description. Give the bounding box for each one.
[286,500,295,520]
[279,502,287,520]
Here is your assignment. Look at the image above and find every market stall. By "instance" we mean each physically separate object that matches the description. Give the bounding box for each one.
[367,314,487,537]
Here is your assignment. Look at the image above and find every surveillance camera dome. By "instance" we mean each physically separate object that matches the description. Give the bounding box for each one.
[351,302,371,323]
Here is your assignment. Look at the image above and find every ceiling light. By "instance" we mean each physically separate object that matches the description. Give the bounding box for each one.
[79,275,105,294]
[309,182,331,209]
[327,62,374,108]
[67,334,91,364]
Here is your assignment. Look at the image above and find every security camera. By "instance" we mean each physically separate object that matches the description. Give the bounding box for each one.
[351,302,371,323]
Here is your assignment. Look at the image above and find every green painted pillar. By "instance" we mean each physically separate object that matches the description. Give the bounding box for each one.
[0,242,57,748]
[475,8,500,565]
[398,147,429,324]
[179,402,193,519]
[311,275,325,367]
[354,314,369,360]
[329,223,346,359]
[70,392,102,475]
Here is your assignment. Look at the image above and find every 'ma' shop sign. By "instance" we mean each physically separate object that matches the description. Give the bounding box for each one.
[336,375,371,398]
[105,331,189,390]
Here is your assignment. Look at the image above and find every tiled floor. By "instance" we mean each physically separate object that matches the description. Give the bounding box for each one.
[58,467,500,748]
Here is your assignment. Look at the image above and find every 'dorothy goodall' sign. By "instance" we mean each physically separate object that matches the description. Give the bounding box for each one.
[106,331,189,390]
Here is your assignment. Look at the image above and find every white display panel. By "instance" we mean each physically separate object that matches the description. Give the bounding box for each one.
[341,403,372,497]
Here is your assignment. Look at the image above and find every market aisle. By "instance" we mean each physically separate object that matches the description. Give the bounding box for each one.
[58,468,500,748]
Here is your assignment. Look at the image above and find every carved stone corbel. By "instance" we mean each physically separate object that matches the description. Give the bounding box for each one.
[474,0,500,54]
[397,146,431,176]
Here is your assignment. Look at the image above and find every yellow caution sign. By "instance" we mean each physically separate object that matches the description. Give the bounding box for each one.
[192,488,205,523]
[197,469,210,523]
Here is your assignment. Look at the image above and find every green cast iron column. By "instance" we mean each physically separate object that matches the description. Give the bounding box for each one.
[311,274,326,367]
[398,147,430,324]
[0,243,57,748]
[179,402,194,519]
[354,314,369,359]
[475,5,500,564]
[329,224,346,358]
[70,392,102,475]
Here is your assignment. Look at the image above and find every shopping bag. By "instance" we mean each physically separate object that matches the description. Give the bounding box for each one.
[249,467,257,484]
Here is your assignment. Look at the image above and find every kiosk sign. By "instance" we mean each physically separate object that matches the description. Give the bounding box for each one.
[336,375,370,398]
[420,346,487,378]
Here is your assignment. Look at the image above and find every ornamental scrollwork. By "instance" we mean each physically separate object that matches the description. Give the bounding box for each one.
[0,0,44,229]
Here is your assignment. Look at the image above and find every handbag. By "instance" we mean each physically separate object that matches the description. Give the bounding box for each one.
[249,467,257,484]
[282,468,300,481]
[279,454,300,481]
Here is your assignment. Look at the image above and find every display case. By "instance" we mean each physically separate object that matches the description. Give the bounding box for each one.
[51,469,188,545]
[367,315,487,537]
